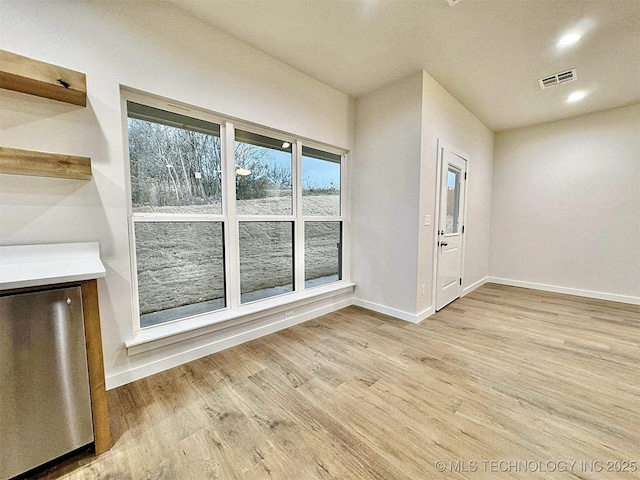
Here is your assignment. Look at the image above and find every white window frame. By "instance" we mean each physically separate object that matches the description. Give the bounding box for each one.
[121,89,351,353]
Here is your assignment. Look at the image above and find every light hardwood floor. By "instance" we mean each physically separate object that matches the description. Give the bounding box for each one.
[34,284,640,479]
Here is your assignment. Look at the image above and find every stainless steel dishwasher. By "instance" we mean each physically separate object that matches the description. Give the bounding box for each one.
[0,286,94,479]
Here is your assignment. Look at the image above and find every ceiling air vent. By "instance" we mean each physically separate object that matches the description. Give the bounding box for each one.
[538,69,577,90]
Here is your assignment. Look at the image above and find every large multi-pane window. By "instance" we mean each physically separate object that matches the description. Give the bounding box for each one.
[126,97,345,328]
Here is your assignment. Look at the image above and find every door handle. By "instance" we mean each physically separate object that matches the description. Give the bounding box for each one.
[441,241,448,246]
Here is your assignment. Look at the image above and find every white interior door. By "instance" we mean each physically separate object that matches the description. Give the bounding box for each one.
[436,147,467,311]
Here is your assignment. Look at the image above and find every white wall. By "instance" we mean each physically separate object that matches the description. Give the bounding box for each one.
[0,0,353,388]
[490,103,640,303]
[352,73,424,319]
[417,73,494,313]
[352,71,493,320]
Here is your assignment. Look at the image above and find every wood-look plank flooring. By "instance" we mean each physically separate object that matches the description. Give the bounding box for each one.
[33,284,640,479]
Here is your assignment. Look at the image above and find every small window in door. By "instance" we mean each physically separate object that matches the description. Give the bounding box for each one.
[446,167,461,234]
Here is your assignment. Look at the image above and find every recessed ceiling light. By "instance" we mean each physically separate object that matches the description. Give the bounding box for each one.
[558,32,581,47]
[282,142,291,148]
[236,167,251,176]
[566,91,586,103]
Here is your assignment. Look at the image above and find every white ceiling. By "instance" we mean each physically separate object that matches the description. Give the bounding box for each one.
[167,0,640,131]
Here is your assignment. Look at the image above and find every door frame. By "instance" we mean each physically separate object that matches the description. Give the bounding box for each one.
[432,139,470,311]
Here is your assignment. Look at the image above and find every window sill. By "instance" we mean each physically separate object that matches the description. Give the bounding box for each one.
[125,281,355,356]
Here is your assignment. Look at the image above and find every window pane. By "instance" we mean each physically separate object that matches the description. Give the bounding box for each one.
[305,222,341,288]
[127,102,222,214]
[239,222,293,303]
[135,222,225,327]
[302,146,341,216]
[235,130,292,215]
[446,168,460,234]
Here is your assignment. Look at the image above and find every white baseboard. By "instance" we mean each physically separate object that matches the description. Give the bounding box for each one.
[415,306,435,322]
[106,296,353,389]
[352,298,434,324]
[463,276,488,296]
[488,277,640,305]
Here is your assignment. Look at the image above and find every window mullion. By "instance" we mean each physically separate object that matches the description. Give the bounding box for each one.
[132,214,226,222]
[235,215,296,222]
[340,153,349,282]
[129,217,142,335]
[294,140,305,293]
[224,121,241,309]
[301,216,343,222]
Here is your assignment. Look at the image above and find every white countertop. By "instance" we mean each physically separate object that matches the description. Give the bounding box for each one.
[0,242,106,290]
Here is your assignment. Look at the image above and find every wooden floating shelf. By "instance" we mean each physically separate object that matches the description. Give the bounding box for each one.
[0,49,86,106]
[0,146,91,180]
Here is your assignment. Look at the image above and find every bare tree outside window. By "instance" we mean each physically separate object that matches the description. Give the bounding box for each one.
[235,129,293,215]
[128,117,223,214]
